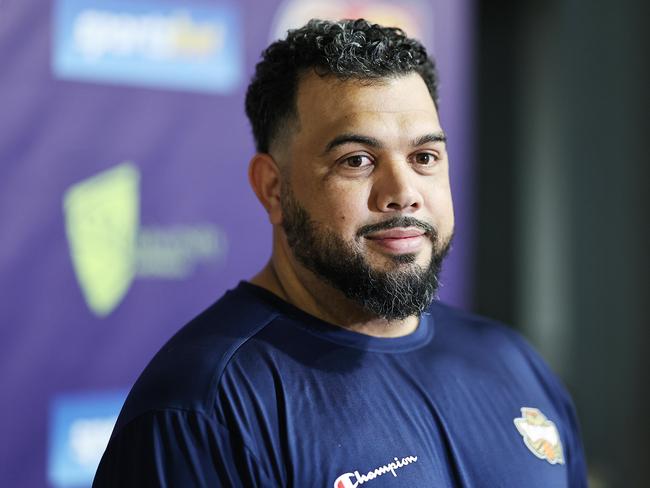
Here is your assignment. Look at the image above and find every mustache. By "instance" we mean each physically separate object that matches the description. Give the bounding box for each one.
[356,216,436,238]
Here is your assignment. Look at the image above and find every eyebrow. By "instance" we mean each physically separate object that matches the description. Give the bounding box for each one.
[411,131,447,147]
[321,134,383,155]
[321,131,447,155]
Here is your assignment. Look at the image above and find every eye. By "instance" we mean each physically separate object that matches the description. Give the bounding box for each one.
[341,154,373,169]
[413,152,439,165]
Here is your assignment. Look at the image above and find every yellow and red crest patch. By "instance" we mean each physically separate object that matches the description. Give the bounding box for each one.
[513,407,565,465]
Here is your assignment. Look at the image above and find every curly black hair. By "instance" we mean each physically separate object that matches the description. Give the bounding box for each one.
[245,18,439,153]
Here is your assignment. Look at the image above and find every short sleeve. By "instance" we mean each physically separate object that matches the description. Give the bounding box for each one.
[92,409,275,488]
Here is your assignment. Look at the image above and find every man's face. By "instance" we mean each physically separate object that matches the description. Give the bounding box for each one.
[277,72,455,319]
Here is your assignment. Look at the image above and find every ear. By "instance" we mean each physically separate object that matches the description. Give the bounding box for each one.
[248,153,284,225]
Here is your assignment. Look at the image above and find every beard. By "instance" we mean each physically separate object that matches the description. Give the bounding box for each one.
[280,185,451,320]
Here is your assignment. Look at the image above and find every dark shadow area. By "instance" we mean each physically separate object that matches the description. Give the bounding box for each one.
[473,0,650,486]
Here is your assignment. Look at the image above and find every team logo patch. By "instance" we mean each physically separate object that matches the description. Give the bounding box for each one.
[513,407,564,465]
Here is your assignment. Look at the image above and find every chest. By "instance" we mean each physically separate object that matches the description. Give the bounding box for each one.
[270,356,571,488]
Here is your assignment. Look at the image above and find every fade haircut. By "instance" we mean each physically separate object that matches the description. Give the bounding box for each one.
[245,18,439,154]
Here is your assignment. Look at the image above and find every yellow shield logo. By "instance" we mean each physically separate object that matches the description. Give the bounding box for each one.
[63,163,140,317]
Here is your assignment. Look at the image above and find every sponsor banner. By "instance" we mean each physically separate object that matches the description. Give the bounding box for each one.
[52,0,243,93]
[0,0,473,487]
[48,390,127,488]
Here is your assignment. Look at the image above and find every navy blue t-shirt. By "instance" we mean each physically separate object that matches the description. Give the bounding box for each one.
[93,282,587,487]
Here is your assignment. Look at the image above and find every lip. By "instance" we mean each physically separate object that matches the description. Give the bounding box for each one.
[365,227,425,240]
[365,227,427,254]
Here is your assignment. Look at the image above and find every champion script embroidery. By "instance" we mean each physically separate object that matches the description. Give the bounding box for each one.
[333,455,418,488]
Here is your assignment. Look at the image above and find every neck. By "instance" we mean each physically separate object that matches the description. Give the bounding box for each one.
[250,235,420,338]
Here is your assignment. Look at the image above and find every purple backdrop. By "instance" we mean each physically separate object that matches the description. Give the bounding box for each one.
[0,0,474,486]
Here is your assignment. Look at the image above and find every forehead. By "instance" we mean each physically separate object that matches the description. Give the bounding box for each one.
[292,72,441,146]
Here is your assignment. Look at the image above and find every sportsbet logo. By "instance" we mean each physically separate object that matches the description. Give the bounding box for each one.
[53,0,243,93]
[48,390,127,487]
[63,163,226,317]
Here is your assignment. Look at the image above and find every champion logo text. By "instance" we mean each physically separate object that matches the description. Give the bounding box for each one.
[333,455,418,488]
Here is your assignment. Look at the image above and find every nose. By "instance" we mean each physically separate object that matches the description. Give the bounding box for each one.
[372,162,423,212]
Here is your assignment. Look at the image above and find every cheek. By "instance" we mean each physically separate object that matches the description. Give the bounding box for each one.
[310,187,368,233]
[323,197,362,223]
[426,186,454,226]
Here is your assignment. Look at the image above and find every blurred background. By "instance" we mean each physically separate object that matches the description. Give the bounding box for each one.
[0,0,647,486]
[474,0,649,486]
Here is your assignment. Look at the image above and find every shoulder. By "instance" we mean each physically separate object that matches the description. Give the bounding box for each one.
[428,300,530,356]
[113,283,282,432]
[429,300,580,425]
[428,300,571,398]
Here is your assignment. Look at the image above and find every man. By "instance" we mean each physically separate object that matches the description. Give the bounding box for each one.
[94,19,587,487]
